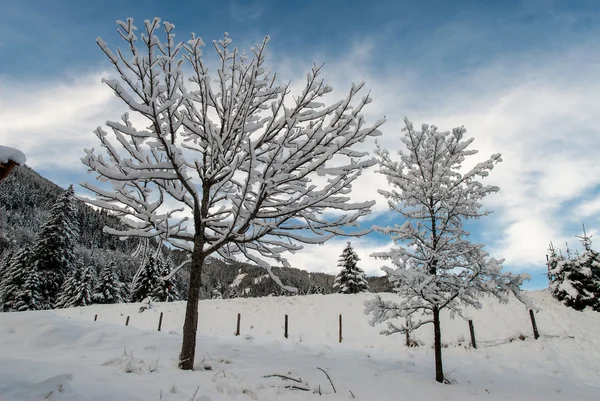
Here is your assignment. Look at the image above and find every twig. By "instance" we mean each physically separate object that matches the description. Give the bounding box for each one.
[262,374,303,383]
[317,367,336,393]
[212,369,226,382]
[242,389,258,400]
[284,385,310,391]
[349,390,356,399]
[189,386,199,401]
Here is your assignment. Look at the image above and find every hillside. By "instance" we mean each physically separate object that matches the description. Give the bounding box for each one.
[0,289,596,400]
[0,165,390,300]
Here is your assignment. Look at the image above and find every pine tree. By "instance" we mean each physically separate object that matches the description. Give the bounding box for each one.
[92,262,126,304]
[308,285,325,295]
[211,280,224,300]
[71,264,96,307]
[0,247,32,311]
[549,228,600,312]
[227,287,239,299]
[13,268,43,311]
[130,257,160,303]
[30,185,79,307]
[55,260,96,308]
[151,260,181,302]
[333,242,369,294]
[54,263,81,309]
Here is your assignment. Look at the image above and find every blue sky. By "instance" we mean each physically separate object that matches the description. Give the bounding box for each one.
[2,0,600,289]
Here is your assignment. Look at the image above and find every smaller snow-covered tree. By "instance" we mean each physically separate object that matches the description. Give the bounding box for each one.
[93,262,126,304]
[333,242,369,294]
[227,287,239,299]
[151,261,181,302]
[31,185,79,307]
[211,280,224,300]
[0,247,32,311]
[130,257,160,303]
[365,119,529,383]
[13,268,43,312]
[308,284,325,295]
[55,261,96,308]
[548,228,600,312]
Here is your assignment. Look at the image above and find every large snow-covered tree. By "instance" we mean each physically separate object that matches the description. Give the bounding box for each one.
[81,18,384,369]
[30,185,79,307]
[333,242,369,294]
[93,262,126,304]
[548,229,600,312]
[364,119,529,383]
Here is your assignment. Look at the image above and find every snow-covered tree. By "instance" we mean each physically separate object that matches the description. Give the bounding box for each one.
[0,247,32,311]
[227,287,239,299]
[30,185,79,307]
[130,257,160,303]
[55,261,96,308]
[81,18,384,370]
[364,119,529,383]
[333,242,369,294]
[13,268,43,312]
[151,260,181,302]
[211,280,224,299]
[93,262,126,304]
[307,284,325,295]
[548,229,600,312]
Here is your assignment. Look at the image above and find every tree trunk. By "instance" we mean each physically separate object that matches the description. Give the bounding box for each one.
[433,306,444,383]
[178,240,205,370]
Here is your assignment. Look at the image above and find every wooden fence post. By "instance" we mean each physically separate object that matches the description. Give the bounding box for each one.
[284,314,288,339]
[94,314,98,322]
[125,316,130,326]
[529,309,540,339]
[468,320,477,349]
[236,313,241,336]
[405,331,410,347]
[339,314,343,343]
[158,312,164,332]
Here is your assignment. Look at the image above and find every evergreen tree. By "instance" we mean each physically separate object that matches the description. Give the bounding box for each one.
[54,263,81,309]
[93,262,125,304]
[308,284,325,295]
[0,247,32,311]
[549,229,600,312]
[130,257,160,303]
[13,268,43,311]
[0,247,15,282]
[55,260,96,308]
[30,185,79,307]
[211,280,224,299]
[333,242,369,294]
[151,260,181,302]
[227,287,239,299]
[71,264,96,307]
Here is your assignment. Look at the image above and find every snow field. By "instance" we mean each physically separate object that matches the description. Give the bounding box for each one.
[0,290,598,400]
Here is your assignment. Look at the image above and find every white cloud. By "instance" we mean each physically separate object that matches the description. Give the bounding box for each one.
[0,72,122,170]
[2,33,600,279]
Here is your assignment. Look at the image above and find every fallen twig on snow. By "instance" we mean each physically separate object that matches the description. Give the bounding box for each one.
[317,367,336,393]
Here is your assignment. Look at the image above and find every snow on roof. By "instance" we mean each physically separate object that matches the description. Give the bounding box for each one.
[0,145,26,165]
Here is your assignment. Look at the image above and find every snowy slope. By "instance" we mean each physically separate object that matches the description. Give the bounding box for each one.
[0,290,598,400]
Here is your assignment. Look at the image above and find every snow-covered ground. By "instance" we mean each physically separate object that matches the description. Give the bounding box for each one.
[0,290,598,400]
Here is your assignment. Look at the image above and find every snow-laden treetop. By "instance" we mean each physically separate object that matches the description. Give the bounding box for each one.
[0,145,26,165]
